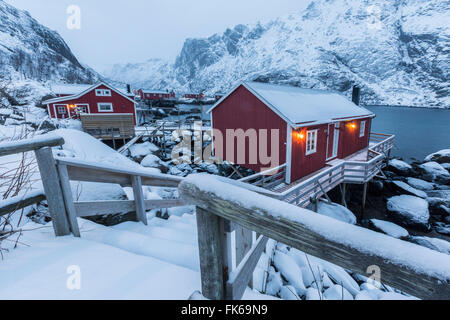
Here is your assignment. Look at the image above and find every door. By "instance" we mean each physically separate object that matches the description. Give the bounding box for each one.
[327,122,340,160]
[332,122,340,159]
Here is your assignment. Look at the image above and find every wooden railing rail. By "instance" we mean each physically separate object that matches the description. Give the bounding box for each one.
[0,191,46,217]
[179,175,450,300]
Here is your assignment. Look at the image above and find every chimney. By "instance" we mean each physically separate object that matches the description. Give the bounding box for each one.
[126,84,131,94]
[352,85,361,106]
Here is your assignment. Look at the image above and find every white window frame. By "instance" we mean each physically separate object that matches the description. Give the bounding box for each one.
[56,105,68,114]
[97,103,113,112]
[95,89,112,97]
[360,120,366,138]
[306,129,318,156]
[76,104,90,114]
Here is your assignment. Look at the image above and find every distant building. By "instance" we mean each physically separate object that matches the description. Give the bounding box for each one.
[184,93,204,100]
[43,82,137,125]
[137,89,175,101]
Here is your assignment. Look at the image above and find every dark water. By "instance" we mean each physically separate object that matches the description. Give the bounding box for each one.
[367,106,450,162]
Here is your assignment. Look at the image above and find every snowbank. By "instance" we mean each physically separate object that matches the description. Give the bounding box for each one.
[317,201,357,225]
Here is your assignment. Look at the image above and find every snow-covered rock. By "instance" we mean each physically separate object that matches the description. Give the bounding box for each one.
[387,195,430,230]
[369,219,409,239]
[273,251,307,296]
[129,142,160,160]
[279,286,301,300]
[419,162,450,183]
[316,201,357,225]
[323,285,353,300]
[141,154,164,171]
[70,181,127,202]
[410,236,450,255]
[388,159,413,176]
[265,268,283,296]
[305,288,322,300]
[388,181,427,198]
[406,178,435,191]
[425,150,450,164]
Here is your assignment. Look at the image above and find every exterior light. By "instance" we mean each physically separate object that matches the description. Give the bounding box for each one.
[347,122,357,129]
[294,131,305,140]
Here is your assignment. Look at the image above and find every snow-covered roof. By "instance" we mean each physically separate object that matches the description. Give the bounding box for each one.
[141,89,170,94]
[43,82,136,105]
[209,82,375,128]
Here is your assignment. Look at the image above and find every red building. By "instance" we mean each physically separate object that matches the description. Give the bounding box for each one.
[138,89,175,101]
[208,82,375,184]
[184,93,204,100]
[44,82,137,124]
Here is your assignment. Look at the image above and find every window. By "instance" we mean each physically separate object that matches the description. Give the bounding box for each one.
[98,103,113,112]
[360,121,366,137]
[76,105,89,114]
[306,130,318,155]
[95,89,112,96]
[57,106,67,114]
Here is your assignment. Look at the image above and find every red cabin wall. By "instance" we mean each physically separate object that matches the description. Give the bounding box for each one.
[290,124,329,182]
[212,85,287,173]
[339,118,372,158]
[48,84,136,124]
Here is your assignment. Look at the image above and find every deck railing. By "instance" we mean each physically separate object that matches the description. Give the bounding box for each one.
[179,175,450,300]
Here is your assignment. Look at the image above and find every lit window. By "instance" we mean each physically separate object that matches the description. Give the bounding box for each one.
[57,106,67,114]
[98,103,113,112]
[77,105,88,113]
[306,130,318,155]
[360,121,366,137]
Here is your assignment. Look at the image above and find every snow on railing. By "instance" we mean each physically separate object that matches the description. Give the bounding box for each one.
[179,174,450,300]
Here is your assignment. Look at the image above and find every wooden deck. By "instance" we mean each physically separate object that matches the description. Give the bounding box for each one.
[240,133,395,208]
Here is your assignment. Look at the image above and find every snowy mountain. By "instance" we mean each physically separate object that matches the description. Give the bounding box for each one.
[103,0,449,107]
[0,0,99,87]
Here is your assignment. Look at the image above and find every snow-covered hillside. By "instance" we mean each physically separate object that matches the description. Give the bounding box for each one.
[0,0,100,105]
[103,0,449,107]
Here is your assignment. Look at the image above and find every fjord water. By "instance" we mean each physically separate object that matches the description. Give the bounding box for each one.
[367,106,450,162]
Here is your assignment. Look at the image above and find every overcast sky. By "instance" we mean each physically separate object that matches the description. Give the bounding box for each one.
[6,0,311,71]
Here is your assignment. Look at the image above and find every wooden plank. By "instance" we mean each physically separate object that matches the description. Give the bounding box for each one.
[144,199,188,210]
[132,176,148,225]
[74,200,135,217]
[57,164,81,237]
[0,191,45,217]
[226,236,269,300]
[59,158,183,187]
[179,179,450,300]
[0,136,64,157]
[34,147,71,237]
[196,207,225,300]
[235,225,254,289]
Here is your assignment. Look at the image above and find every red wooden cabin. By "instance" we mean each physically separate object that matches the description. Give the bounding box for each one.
[184,93,204,100]
[208,82,375,184]
[44,82,137,124]
[138,89,175,101]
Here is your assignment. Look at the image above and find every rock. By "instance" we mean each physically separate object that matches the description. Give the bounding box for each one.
[305,288,321,300]
[387,159,413,176]
[428,202,450,218]
[70,181,127,202]
[279,286,301,300]
[129,142,159,162]
[274,251,307,296]
[323,285,353,300]
[369,179,384,196]
[425,150,450,164]
[410,236,450,255]
[265,269,283,296]
[316,201,357,225]
[387,180,427,198]
[369,219,409,239]
[427,190,450,203]
[387,195,430,231]
[419,162,450,184]
[442,163,450,171]
[406,177,435,191]
[140,154,168,173]
[38,118,58,131]
[435,223,450,236]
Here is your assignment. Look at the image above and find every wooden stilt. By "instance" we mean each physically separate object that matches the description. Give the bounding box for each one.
[361,182,368,220]
[341,183,347,207]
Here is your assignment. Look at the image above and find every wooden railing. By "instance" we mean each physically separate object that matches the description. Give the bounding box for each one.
[238,164,287,189]
[179,175,450,300]
[0,134,187,238]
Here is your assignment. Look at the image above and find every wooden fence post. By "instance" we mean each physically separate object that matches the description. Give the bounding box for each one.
[57,164,81,237]
[235,226,253,288]
[34,147,71,237]
[196,206,225,300]
[131,175,148,225]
